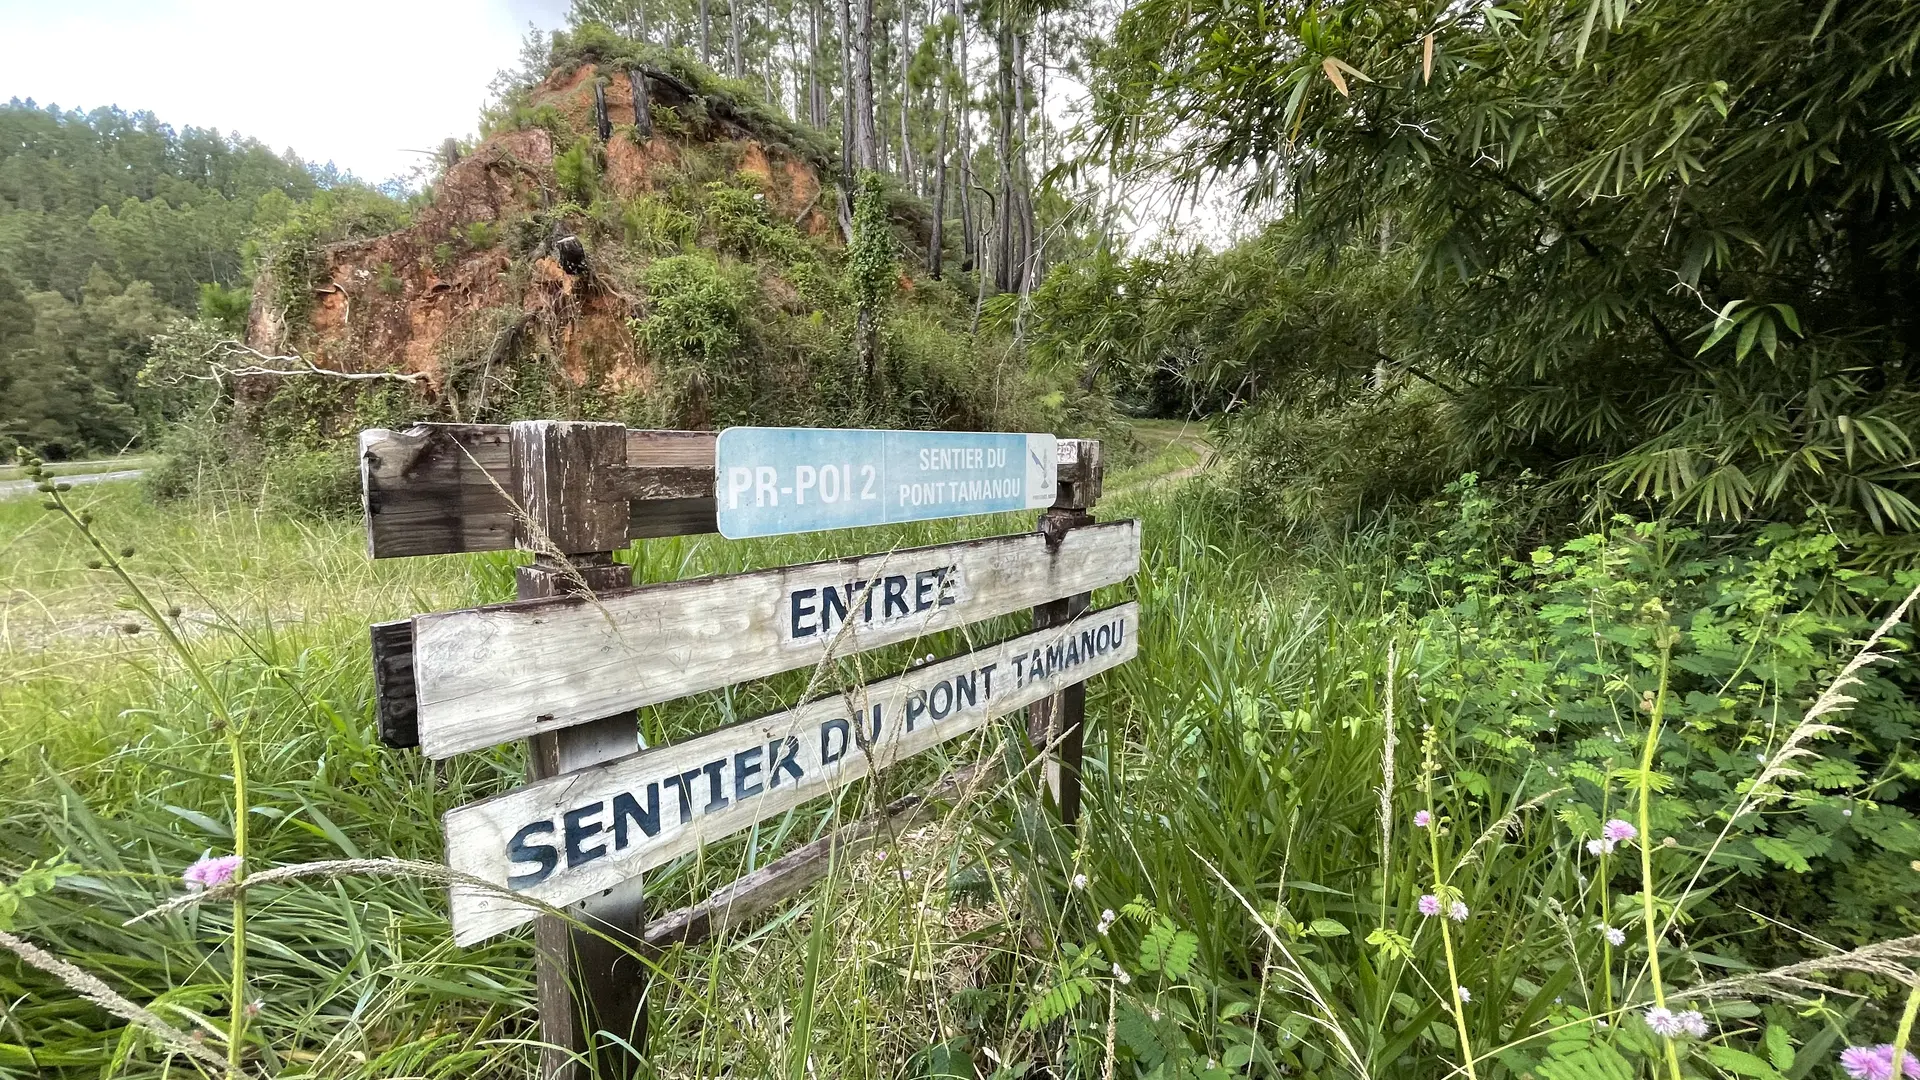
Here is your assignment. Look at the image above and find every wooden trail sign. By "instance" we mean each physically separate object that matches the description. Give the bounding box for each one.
[714,427,1057,538]
[361,419,1127,1079]
[406,521,1138,759]
[445,601,1139,943]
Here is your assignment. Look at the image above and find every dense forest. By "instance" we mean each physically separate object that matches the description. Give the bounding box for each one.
[0,104,348,456]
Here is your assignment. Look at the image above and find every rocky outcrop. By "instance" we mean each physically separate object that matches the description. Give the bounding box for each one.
[245,62,836,409]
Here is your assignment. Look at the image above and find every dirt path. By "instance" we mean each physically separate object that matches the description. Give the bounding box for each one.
[1106,420,1213,501]
[0,469,145,500]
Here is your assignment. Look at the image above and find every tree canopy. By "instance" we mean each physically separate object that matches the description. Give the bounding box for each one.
[1069,0,1920,529]
[0,101,320,456]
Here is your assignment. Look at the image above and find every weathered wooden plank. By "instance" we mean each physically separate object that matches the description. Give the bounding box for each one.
[640,762,997,949]
[410,520,1141,759]
[361,424,513,559]
[370,619,418,748]
[1030,436,1104,822]
[444,602,1138,943]
[512,422,647,1080]
[360,425,720,558]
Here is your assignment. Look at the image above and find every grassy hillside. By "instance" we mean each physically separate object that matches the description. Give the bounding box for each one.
[3,443,1917,1077]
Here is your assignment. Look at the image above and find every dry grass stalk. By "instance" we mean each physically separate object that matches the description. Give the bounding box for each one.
[0,928,241,1077]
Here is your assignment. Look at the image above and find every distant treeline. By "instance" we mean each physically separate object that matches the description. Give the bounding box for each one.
[0,101,329,458]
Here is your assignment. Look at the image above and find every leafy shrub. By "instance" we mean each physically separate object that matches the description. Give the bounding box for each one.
[621,195,696,255]
[1224,391,1459,532]
[554,137,599,205]
[464,220,499,249]
[635,252,744,366]
[195,282,250,333]
[1396,476,1920,951]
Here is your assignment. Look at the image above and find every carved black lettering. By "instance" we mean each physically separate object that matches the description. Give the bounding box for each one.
[701,759,730,813]
[791,588,818,638]
[820,584,849,635]
[612,785,660,849]
[883,575,909,618]
[563,802,606,868]
[735,746,764,800]
[819,719,849,765]
[769,736,803,784]
[506,821,559,888]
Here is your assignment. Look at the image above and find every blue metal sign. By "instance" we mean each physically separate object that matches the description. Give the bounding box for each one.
[714,427,1057,539]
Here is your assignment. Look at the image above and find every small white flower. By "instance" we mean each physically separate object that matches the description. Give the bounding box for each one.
[1071,873,1089,890]
[1843,808,1853,817]
[1677,1010,1709,1039]
[1756,753,1766,762]
[1456,986,1472,1002]
[1604,926,1626,947]
[1111,963,1131,985]
[1644,1006,1684,1038]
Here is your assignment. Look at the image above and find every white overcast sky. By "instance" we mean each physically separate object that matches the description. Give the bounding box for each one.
[1,0,572,183]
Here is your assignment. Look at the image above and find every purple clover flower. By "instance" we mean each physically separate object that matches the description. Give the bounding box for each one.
[1418,894,1441,916]
[1840,1045,1920,1080]
[183,853,240,891]
[1603,819,1638,844]
[1414,810,1432,828]
[1448,900,1469,922]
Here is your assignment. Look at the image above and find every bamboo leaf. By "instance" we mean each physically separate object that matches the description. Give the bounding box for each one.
[1321,57,1349,97]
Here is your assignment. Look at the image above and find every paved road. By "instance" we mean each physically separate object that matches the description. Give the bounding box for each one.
[0,469,145,500]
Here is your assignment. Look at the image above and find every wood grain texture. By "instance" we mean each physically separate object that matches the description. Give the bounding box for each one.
[445,602,1139,943]
[360,425,719,558]
[411,520,1140,759]
[1030,436,1102,821]
[513,446,647,1078]
[370,619,418,749]
[361,424,513,559]
[512,421,630,555]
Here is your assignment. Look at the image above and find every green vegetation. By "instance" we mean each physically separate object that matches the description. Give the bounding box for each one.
[0,102,327,458]
[5,0,1920,1075]
[1065,0,1920,532]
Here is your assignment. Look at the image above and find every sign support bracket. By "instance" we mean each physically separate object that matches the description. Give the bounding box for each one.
[511,420,649,1079]
[1029,438,1103,826]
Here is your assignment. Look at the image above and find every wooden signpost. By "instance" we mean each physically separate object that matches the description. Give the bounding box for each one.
[360,420,1132,1078]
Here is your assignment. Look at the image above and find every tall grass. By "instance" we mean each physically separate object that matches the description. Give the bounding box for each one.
[1,458,1917,1079]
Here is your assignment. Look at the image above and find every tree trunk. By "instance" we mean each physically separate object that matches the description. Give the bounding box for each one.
[930,84,949,279]
[633,0,648,40]
[730,0,744,79]
[994,19,1015,294]
[700,0,711,63]
[807,0,822,128]
[630,68,652,139]
[900,0,914,189]
[851,0,878,173]
[955,0,974,269]
[837,0,858,242]
[1012,30,1036,294]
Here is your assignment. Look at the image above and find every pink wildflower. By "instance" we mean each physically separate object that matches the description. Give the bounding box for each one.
[1449,900,1470,922]
[183,853,240,891]
[1841,1046,1891,1080]
[1418,894,1441,916]
[1842,1045,1920,1080]
[1414,810,1432,828]
[1603,819,1638,844]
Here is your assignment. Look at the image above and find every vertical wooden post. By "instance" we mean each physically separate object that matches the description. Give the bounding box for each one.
[510,420,649,1080]
[1028,438,1102,827]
